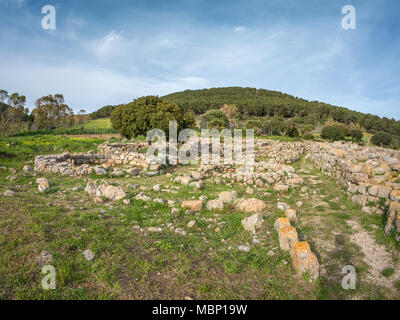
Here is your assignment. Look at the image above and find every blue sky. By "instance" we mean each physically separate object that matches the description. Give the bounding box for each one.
[0,0,399,119]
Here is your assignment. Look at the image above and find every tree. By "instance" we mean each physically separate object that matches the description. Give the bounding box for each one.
[371,132,392,147]
[0,91,28,134]
[110,96,196,139]
[31,94,74,130]
[350,129,363,142]
[321,125,350,141]
[200,109,229,130]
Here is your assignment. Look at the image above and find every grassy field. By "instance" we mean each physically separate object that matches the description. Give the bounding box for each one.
[0,134,399,299]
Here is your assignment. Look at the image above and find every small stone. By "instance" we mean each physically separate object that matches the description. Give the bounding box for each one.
[23,165,33,172]
[82,249,95,261]
[3,190,15,197]
[148,227,162,232]
[246,187,254,194]
[187,220,196,228]
[36,250,53,265]
[153,184,161,192]
[237,245,250,252]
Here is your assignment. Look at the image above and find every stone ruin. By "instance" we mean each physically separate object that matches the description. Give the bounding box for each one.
[32,137,400,280]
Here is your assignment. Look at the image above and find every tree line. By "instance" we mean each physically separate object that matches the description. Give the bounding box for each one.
[162,87,400,138]
[0,89,87,136]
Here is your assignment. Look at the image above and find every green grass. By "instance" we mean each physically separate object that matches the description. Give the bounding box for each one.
[381,267,395,278]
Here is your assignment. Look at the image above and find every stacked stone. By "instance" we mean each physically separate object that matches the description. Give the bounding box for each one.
[308,141,400,225]
[274,208,320,281]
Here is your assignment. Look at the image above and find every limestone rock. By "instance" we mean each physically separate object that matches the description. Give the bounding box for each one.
[235,198,267,213]
[241,213,263,233]
[182,200,203,212]
[290,241,320,281]
[278,226,299,251]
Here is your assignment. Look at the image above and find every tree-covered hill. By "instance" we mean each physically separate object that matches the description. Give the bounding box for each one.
[162,87,400,136]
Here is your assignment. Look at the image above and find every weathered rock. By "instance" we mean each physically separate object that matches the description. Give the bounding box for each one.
[278,226,298,251]
[37,178,50,193]
[82,249,95,261]
[235,198,267,213]
[135,192,151,202]
[97,184,126,201]
[274,217,291,232]
[182,200,203,212]
[290,241,320,281]
[206,199,224,212]
[35,250,53,265]
[85,181,98,196]
[285,209,297,221]
[3,190,16,197]
[23,165,33,172]
[241,213,263,233]
[218,190,237,204]
[277,202,290,211]
[187,220,196,228]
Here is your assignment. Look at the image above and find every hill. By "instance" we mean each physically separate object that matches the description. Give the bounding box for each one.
[162,87,400,136]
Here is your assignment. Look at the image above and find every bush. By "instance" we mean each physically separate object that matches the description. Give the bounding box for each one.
[287,127,300,138]
[350,129,363,141]
[371,132,392,147]
[200,110,229,130]
[110,96,196,139]
[302,133,314,140]
[320,125,350,141]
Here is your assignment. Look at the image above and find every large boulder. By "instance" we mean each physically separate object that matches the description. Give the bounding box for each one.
[97,184,126,201]
[235,198,267,213]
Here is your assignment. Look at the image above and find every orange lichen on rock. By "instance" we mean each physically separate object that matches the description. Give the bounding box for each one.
[290,241,320,281]
[278,226,298,251]
[274,217,290,232]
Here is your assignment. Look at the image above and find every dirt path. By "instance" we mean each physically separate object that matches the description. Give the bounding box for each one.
[294,155,400,298]
[347,220,400,289]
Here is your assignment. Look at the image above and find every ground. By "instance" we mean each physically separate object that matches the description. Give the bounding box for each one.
[0,134,399,300]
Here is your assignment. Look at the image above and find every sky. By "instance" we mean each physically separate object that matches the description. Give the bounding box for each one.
[0,0,399,119]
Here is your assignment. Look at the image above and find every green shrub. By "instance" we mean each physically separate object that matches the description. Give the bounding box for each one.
[200,110,229,130]
[350,129,363,141]
[302,133,314,140]
[287,127,300,137]
[320,125,350,141]
[110,96,196,139]
[371,132,392,147]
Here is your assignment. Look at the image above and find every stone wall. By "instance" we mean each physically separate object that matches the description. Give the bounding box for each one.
[307,141,400,235]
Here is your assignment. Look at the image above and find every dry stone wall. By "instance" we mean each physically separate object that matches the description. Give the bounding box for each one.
[307,141,400,235]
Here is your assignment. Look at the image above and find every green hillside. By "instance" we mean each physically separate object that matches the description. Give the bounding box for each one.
[162,87,400,136]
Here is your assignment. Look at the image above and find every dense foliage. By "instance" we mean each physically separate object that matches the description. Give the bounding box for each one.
[163,87,400,137]
[90,105,117,119]
[320,125,350,141]
[110,96,196,139]
[371,132,392,147]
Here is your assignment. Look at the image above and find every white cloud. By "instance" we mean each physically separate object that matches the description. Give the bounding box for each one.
[92,30,125,59]
[0,58,209,112]
[234,26,248,33]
